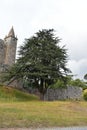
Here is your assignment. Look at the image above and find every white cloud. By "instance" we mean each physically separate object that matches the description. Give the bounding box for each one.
[68,59,87,79]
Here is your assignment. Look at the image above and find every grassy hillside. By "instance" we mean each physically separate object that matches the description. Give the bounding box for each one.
[0,86,39,101]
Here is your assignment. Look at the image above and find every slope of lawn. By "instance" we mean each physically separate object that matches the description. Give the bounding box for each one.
[0,86,39,101]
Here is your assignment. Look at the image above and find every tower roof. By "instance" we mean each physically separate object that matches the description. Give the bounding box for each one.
[8,26,15,37]
[4,26,17,40]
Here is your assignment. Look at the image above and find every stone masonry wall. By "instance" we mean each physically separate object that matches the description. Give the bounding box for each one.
[44,86,82,101]
[0,39,6,64]
[5,37,17,66]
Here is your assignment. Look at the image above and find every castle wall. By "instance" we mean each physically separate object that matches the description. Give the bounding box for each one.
[21,86,82,100]
[44,86,83,101]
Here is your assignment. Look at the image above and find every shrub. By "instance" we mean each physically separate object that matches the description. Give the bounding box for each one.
[83,89,87,101]
[49,79,66,89]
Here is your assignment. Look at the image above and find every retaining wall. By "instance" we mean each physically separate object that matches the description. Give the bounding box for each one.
[44,86,82,101]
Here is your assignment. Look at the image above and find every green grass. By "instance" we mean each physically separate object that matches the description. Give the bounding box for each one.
[0,86,39,101]
[0,86,87,128]
[0,101,87,128]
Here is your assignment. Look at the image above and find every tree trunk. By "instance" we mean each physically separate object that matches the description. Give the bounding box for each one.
[38,78,47,100]
[40,93,45,100]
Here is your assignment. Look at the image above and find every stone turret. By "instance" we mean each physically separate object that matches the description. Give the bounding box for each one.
[0,39,6,64]
[4,27,17,66]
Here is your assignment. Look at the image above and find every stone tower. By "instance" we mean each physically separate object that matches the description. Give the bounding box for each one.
[0,39,6,64]
[4,27,17,66]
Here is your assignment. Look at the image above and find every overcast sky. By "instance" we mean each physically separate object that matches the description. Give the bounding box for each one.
[0,0,87,79]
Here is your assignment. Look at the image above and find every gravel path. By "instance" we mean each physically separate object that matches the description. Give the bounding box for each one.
[0,127,87,130]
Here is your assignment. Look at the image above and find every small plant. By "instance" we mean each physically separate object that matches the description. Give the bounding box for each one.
[83,89,87,101]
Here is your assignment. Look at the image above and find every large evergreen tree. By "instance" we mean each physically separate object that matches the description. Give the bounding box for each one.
[2,29,70,99]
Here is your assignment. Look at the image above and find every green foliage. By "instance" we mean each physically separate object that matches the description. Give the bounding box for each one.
[49,76,87,89]
[84,74,87,80]
[67,78,87,89]
[2,29,70,98]
[69,79,83,87]
[83,89,87,101]
[49,79,66,88]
